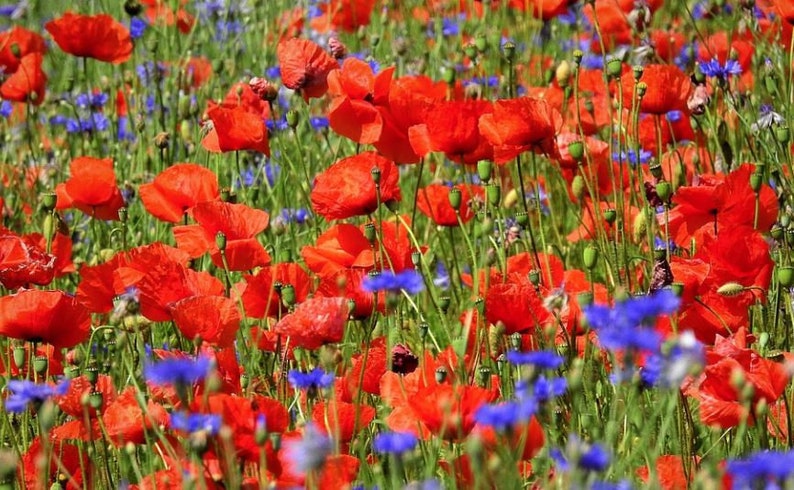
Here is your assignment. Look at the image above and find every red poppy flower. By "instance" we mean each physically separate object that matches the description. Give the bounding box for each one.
[485,281,552,335]
[311,151,401,220]
[139,163,220,223]
[310,0,376,32]
[21,438,86,490]
[170,295,240,347]
[273,296,348,350]
[773,0,794,24]
[478,96,562,163]
[0,289,90,349]
[622,64,692,115]
[0,229,57,289]
[636,455,698,490]
[409,383,495,441]
[301,224,375,277]
[409,99,494,165]
[1,52,46,105]
[508,0,568,19]
[327,58,394,144]
[141,0,195,33]
[214,82,271,119]
[103,387,169,445]
[240,262,313,318]
[55,156,125,221]
[374,74,447,163]
[343,337,388,397]
[45,12,133,63]
[312,398,376,442]
[183,56,213,89]
[0,26,46,73]
[666,163,778,245]
[173,200,271,271]
[57,374,117,419]
[417,183,483,226]
[474,415,546,460]
[201,104,270,155]
[277,38,339,100]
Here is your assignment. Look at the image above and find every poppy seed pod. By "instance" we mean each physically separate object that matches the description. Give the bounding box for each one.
[286,110,299,129]
[606,58,623,79]
[435,367,448,383]
[281,284,296,307]
[475,33,488,53]
[572,49,583,66]
[215,232,227,252]
[777,266,794,287]
[464,43,478,61]
[33,356,48,375]
[370,166,381,185]
[477,160,492,183]
[364,222,377,243]
[633,65,644,81]
[572,175,586,201]
[486,184,501,207]
[448,187,462,210]
[567,140,585,161]
[502,41,516,62]
[749,172,763,193]
[124,0,143,16]
[775,125,790,144]
[656,181,672,203]
[603,208,617,224]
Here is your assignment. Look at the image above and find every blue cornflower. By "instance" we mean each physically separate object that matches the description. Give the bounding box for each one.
[666,110,682,123]
[727,450,794,489]
[130,17,147,39]
[283,423,333,476]
[433,261,450,290]
[583,290,680,352]
[698,58,742,79]
[475,399,537,432]
[506,350,564,369]
[5,379,70,413]
[0,100,12,118]
[372,431,418,454]
[361,270,424,295]
[266,66,281,79]
[523,375,568,403]
[287,367,334,391]
[144,356,212,386]
[280,208,311,225]
[641,331,704,388]
[613,148,652,166]
[170,412,222,435]
[309,116,329,130]
[552,436,611,473]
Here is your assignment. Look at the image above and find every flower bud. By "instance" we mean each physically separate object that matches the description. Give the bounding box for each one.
[749,172,763,193]
[716,282,745,297]
[486,184,501,207]
[41,193,57,212]
[777,266,794,287]
[477,160,492,183]
[286,110,299,129]
[571,175,586,201]
[567,140,584,161]
[475,34,488,53]
[583,245,599,270]
[249,77,278,102]
[328,37,347,59]
[153,131,170,150]
[555,61,571,88]
[448,187,462,210]
[572,49,584,65]
[655,181,672,203]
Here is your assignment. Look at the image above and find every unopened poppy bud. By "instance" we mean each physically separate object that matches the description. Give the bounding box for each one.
[42,214,54,241]
[328,37,347,59]
[583,245,599,270]
[448,187,462,210]
[777,266,794,287]
[33,356,48,375]
[215,232,227,252]
[364,222,377,244]
[486,184,501,207]
[124,0,143,16]
[556,61,571,88]
[502,42,516,62]
[656,181,672,203]
[633,65,644,81]
[636,81,647,98]
[717,282,745,297]
[154,131,169,150]
[606,57,622,79]
[435,367,448,383]
[475,34,488,53]
[477,160,492,183]
[749,172,763,193]
[370,166,381,185]
[286,110,299,129]
[572,49,584,66]
[249,77,278,102]
[571,175,586,200]
[775,125,790,144]
[632,211,647,242]
[603,208,617,224]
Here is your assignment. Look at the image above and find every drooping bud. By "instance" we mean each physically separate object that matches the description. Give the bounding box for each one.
[328,37,347,59]
[249,77,278,102]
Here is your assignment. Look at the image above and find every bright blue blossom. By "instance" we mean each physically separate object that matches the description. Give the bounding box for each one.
[0,100,12,118]
[699,58,742,79]
[361,270,424,295]
[170,412,222,435]
[641,331,704,388]
[287,367,334,391]
[475,399,537,432]
[283,423,333,476]
[727,450,794,489]
[613,148,653,166]
[144,356,212,386]
[525,375,568,403]
[372,432,418,454]
[552,436,611,473]
[309,116,329,130]
[583,290,680,352]
[5,379,70,413]
[506,350,564,369]
[130,17,147,40]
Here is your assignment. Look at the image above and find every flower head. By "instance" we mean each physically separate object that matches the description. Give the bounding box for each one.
[727,450,794,489]
[361,270,424,295]
[5,379,70,413]
[144,356,212,387]
[698,58,742,79]
[373,431,418,455]
[283,423,333,476]
[506,350,564,369]
[170,411,222,435]
[288,367,334,391]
